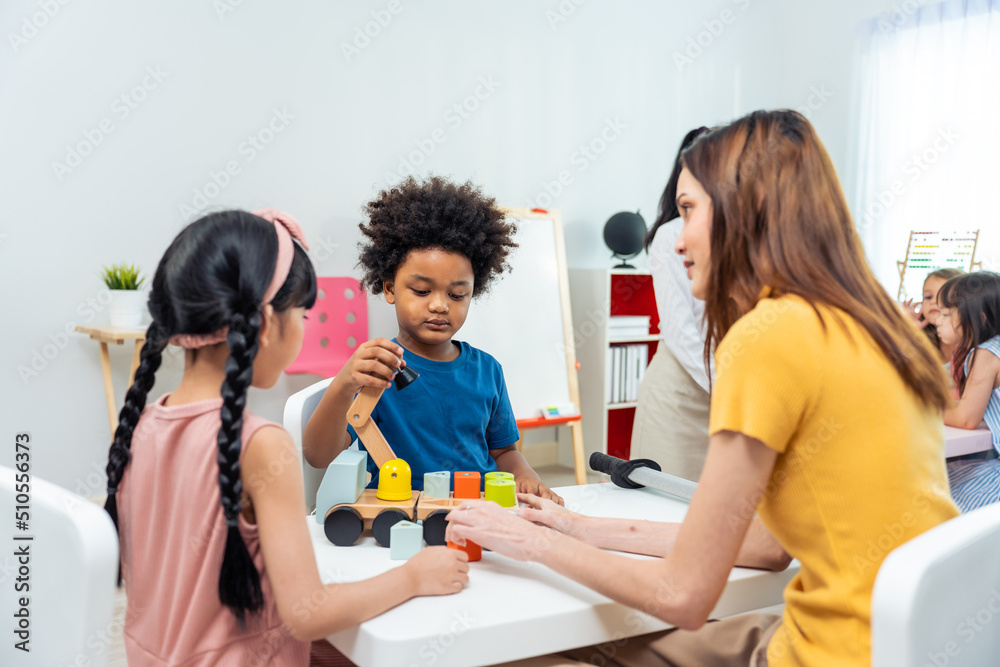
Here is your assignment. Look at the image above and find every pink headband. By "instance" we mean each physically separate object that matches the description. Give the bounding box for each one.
[170,208,311,349]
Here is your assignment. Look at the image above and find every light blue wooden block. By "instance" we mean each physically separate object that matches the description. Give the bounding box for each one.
[315,449,368,524]
[390,521,424,560]
[423,471,451,498]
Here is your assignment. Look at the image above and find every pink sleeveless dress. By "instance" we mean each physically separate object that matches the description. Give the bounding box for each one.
[118,394,310,666]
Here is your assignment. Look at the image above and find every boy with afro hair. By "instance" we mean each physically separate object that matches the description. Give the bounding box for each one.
[304,176,563,503]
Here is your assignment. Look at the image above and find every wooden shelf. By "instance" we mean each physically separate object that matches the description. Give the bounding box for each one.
[569,269,660,463]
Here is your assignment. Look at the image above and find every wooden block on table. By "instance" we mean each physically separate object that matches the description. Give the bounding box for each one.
[453,471,481,500]
[315,449,369,524]
[390,521,424,560]
[423,471,451,498]
[448,538,482,561]
[485,479,516,507]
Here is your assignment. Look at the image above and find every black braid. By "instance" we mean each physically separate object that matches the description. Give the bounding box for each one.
[216,309,264,622]
[103,321,167,581]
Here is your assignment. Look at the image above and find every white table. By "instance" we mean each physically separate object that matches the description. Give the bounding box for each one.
[944,425,994,458]
[310,483,799,667]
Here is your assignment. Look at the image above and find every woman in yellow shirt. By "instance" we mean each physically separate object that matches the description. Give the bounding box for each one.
[447,109,958,666]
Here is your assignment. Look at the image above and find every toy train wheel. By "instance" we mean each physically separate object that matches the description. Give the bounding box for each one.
[422,510,450,546]
[324,506,364,546]
[372,508,408,548]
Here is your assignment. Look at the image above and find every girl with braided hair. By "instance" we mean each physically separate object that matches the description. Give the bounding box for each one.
[103,209,469,667]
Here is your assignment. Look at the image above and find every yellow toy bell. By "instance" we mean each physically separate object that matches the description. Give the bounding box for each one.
[377,458,413,501]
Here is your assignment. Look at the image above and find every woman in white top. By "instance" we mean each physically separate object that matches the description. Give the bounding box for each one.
[631,127,712,481]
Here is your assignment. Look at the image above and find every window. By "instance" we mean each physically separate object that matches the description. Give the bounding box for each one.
[850,0,1000,297]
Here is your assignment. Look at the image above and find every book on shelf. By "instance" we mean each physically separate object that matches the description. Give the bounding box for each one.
[608,315,651,339]
[606,344,651,405]
[609,315,650,328]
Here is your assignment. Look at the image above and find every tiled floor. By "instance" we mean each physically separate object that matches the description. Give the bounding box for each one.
[103,464,602,664]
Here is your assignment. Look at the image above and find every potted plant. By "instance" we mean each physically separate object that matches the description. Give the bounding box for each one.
[101,263,147,328]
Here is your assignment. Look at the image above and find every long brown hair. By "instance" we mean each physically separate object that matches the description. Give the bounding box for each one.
[682,110,949,411]
[938,271,1000,393]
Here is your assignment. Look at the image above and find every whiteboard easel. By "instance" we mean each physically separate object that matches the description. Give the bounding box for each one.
[458,208,587,484]
[896,230,981,301]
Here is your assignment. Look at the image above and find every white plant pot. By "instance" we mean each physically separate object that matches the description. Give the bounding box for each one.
[109,290,147,328]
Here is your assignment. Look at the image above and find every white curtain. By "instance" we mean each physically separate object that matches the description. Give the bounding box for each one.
[849,0,1000,300]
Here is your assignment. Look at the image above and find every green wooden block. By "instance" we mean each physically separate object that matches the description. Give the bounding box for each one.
[315,449,368,524]
[390,521,424,560]
[423,471,451,498]
[485,478,516,507]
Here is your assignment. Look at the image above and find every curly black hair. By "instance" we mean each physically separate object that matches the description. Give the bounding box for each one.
[358,176,517,297]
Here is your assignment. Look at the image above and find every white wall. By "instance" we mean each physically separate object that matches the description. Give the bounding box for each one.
[2,0,891,490]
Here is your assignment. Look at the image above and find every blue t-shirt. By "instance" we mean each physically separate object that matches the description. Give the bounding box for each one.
[347,340,520,491]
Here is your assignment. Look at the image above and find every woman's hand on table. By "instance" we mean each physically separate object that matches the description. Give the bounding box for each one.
[516,493,587,541]
[446,500,558,562]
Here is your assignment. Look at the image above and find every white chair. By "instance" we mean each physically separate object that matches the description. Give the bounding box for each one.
[0,465,118,667]
[283,377,334,511]
[872,503,1000,666]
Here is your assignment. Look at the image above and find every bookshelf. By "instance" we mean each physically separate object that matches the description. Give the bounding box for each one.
[568,269,660,463]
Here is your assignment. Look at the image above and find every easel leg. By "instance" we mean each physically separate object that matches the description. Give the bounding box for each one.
[128,340,142,387]
[99,342,117,440]
[570,421,586,485]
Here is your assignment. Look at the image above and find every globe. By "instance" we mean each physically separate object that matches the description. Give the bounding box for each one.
[603,210,647,269]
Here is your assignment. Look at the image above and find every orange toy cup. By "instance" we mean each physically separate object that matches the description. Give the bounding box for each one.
[448,538,482,562]
[453,471,482,500]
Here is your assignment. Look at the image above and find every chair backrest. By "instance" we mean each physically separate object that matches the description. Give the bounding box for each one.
[285,277,367,378]
[283,377,335,511]
[872,503,1000,666]
[0,465,118,667]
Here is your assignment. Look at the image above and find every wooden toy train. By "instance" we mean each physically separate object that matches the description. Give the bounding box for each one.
[314,367,515,561]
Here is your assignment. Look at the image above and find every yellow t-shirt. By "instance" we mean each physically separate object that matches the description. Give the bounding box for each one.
[709,294,958,667]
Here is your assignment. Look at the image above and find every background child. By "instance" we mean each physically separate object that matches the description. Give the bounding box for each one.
[104,209,468,666]
[938,271,1000,512]
[303,176,563,504]
[903,267,965,363]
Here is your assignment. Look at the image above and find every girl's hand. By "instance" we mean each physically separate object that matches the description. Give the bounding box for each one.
[515,477,564,506]
[335,338,405,394]
[901,299,924,326]
[446,500,556,562]
[516,493,585,540]
[404,546,469,596]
